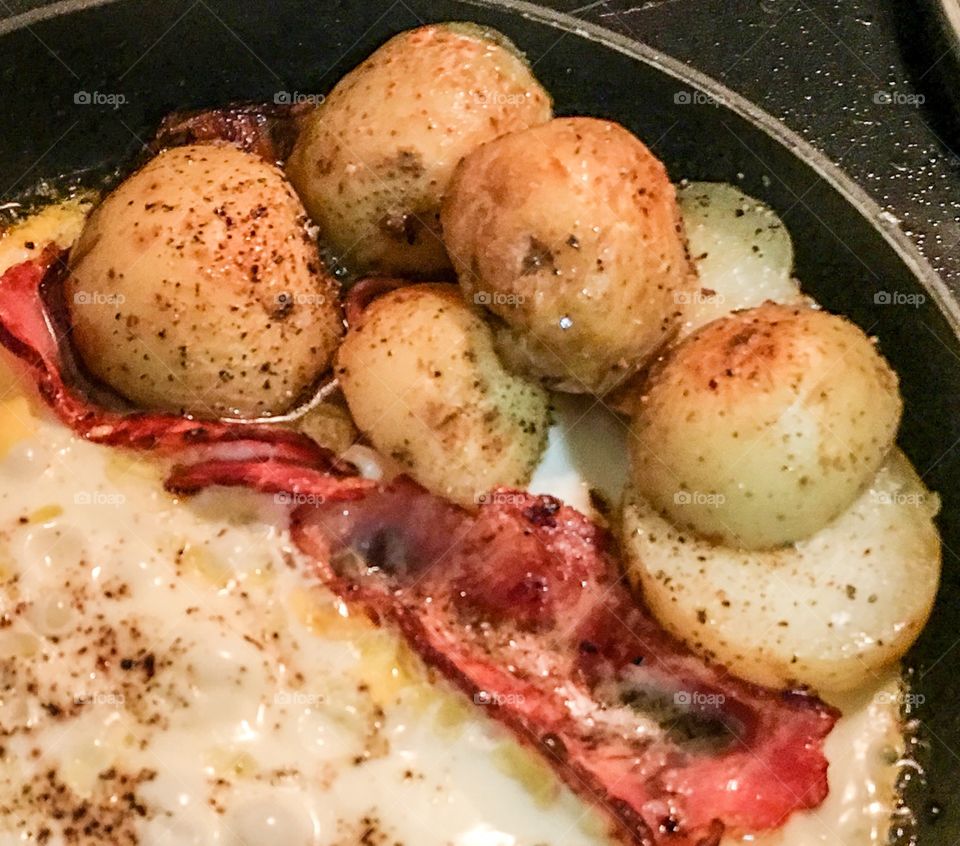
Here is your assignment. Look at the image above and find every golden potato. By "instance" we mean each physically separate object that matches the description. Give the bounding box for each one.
[622,449,941,692]
[337,284,550,505]
[66,144,343,419]
[441,117,695,395]
[629,302,902,549]
[287,23,552,278]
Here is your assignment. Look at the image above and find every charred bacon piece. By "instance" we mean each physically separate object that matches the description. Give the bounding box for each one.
[291,479,838,846]
[0,254,837,845]
[150,100,313,164]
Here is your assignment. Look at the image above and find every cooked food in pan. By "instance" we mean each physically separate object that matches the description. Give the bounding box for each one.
[0,21,938,846]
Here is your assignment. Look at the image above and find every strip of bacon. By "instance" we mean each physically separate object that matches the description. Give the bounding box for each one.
[149,100,312,164]
[290,479,838,846]
[0,253,838,845]
[0,252,372,501]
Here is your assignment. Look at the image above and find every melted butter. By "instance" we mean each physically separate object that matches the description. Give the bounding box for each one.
[0,395,36,457]
[0,196,93,272]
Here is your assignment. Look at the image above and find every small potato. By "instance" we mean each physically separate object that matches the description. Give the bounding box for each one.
[337,284,550,506]
[67,144,343,419]
[622,449,941,692]
[676,181,803,337]
[606,182,803,416]
[442,117,695,395]
[287,23,552,278]
[629,302,902,549]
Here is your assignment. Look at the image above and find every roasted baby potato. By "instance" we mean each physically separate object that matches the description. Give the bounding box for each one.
[628,302,902,549]
[442,117,695,395]
[623,449,941,692]
[287,23,552,278]
[337,284,550,505]
[67,144,343,419]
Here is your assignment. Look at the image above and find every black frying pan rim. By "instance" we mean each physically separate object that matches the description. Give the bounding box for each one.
[2,0,958,346]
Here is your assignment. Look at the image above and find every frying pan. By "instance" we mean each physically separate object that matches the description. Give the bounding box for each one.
[1,0,958,841]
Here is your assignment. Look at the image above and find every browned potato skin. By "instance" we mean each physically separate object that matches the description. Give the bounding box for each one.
[441,117,695,395]
[67,144,343,419]
[629,302,903,549]
[286,23,552,278]
[337,284,550,506]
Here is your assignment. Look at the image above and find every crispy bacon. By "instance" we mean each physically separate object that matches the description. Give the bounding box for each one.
[291,480,838,846]
[149,100,313,164]
[0,252,372,501]
[0,253,838,845]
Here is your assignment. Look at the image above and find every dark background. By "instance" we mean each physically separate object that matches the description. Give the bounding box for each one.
[4,0,958,290]
[556,0,960,293]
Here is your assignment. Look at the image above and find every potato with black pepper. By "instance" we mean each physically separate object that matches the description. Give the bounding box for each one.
[286,23,552,278]
[628,302,902,549]
[66,144,343,419]
[623,448,940,691]
[337,284,550,506]
[441,117,695,395]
